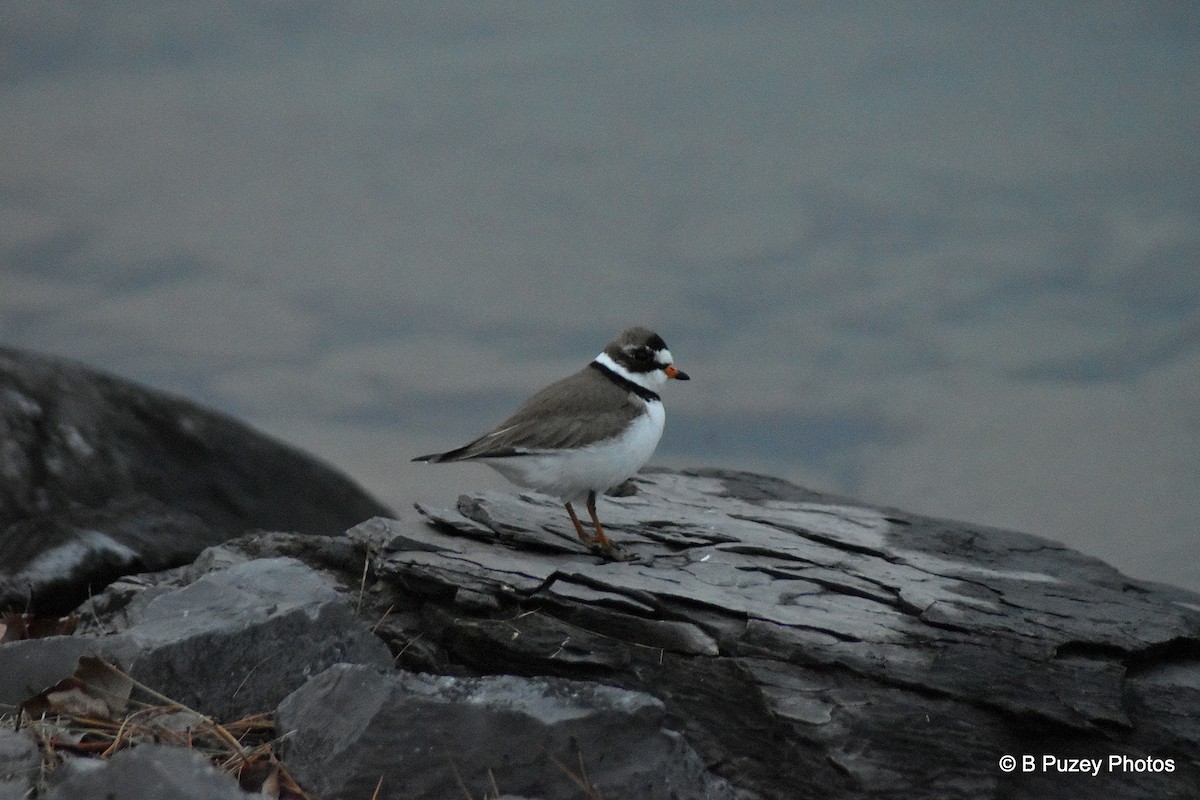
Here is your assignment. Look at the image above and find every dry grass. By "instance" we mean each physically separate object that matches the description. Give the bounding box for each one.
[4,635,613,799]
[8,656,309,799]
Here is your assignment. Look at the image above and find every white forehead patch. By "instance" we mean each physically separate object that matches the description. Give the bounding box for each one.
[655,348,674,365]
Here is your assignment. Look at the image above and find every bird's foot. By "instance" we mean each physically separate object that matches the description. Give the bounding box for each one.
[591,541,630,561]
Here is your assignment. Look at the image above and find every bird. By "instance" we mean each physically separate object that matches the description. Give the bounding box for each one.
[413,326,689,557]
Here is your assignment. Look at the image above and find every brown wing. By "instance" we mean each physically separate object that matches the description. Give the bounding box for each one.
[414,365,642,461]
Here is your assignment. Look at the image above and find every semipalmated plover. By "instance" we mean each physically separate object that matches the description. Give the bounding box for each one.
[414,326,689,556]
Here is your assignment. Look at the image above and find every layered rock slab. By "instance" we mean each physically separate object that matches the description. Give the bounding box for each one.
[43,745,256,800]
[0,345,390,613]
[3,465,1197,798]
[349,468,1200,799]
[277,663,735,800]
[0,556,392,718]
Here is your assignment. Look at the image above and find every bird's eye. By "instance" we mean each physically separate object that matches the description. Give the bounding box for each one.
[634,346,652,361]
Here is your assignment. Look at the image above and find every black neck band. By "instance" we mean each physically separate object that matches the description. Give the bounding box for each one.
[590,361,660,402]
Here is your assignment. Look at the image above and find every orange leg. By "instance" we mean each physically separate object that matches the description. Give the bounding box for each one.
[584,490,613,549]
[564,501,602,544]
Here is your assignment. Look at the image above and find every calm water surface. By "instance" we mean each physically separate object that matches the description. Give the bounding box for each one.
[2,4,1197,589]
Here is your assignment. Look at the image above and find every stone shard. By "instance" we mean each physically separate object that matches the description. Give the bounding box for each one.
[0,556,393,720]
[276,663,736,800]
[0,729,40,800]
[43,744,254,800]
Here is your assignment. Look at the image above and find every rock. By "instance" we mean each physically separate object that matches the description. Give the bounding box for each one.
[341,469,1200,799]
[0,729,39,800]
[0,345,392,613]
[4,349,1198,800]
[43,744,254,800]
[1,498,218,616]
[0,556,393,720]
[6,464,1200,798]
[106,556,394,718]
[276,663,735,800]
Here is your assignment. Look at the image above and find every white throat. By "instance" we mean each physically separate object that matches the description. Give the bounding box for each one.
[593,351,668,392]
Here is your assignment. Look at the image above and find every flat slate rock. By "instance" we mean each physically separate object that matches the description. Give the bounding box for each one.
[340,468,1200,800]
[0,346,391,613]
[43,744,254,800]
[5,448,1198,798]
[277,663,736,800]
[0,556,393,720]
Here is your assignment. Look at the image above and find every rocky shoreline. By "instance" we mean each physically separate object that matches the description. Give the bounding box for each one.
[2,347,1198,799]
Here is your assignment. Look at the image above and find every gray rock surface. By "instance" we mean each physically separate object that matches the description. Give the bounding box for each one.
[104,556,394,718]
[277,663,736,800]
[0,729,39,800]
[0,556,393,719]
[0,345,391,613]
[342,469,1200,799]
[43,745,254,800]
[3,347,1197,800]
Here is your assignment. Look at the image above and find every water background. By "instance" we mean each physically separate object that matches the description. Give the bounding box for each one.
[3,4,1198,590]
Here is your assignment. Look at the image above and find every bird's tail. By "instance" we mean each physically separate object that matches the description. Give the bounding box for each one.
[412,444,473,463]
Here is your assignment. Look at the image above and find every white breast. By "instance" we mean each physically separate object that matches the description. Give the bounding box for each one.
[484,399,665,503]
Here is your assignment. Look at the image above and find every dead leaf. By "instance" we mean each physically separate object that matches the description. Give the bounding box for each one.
[0,612,79,643]
[15,660,312,798]
[20,656,133,721]
[243,760,312,800]
[276,767,313,800]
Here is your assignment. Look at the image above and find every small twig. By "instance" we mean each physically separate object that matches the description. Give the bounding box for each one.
[220,740,274,771]
[357,542,373,614]
[445,752,474,800]
[92,658,248,761]
[574,740,591,791]
[371,603,396,633]
[545,749,590,793]
[99,713,133,758]
[85,584,102,630]
[544,744,603,800]
[12,679,294,797]
[394,632,424,665]
[232,656,271,699]
[370,774,384,800]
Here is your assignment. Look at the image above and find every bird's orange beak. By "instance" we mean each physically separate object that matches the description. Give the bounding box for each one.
[664,364,690,380]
